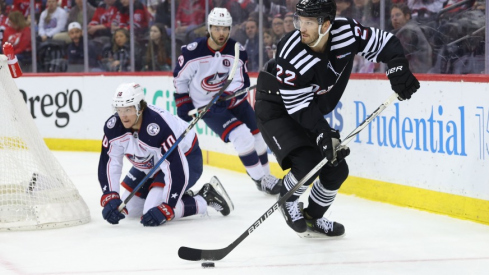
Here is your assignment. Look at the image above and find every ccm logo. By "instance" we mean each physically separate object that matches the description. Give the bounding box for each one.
[386,66,403,76]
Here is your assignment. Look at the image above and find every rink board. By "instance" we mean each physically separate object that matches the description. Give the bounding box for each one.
[12,73,489,225]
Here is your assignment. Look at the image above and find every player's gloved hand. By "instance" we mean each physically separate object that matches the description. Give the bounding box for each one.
[316,129,350,167]
[174,93,195,121]
[224,91,247,109]
[386,57,420,101]
[100,192,127,225]
[140,203,175,226]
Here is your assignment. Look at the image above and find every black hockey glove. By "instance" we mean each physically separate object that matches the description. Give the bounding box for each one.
[316,129,350,167]
[386,57,420,100]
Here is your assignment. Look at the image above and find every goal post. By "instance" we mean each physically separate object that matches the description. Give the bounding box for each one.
[0,55,91,231]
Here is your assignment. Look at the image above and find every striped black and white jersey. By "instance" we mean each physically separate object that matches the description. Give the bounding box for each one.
[275,17,405,134]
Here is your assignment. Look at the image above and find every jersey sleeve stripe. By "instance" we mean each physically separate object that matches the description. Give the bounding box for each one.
[284,37,302,59]
[280,86,314,114]
[372,32,393,61]
[332,31,354,43]
[330,37,355,51]
[281,91,312,103]
[359,28,393,62]
[290,49,307,65]
[330,24,350,35]
[279,86,312,95]
[286,99,314,114]
[279,31,300,58]
[294,54,313,70]
[299,57,321,75]
[361,27,376,53]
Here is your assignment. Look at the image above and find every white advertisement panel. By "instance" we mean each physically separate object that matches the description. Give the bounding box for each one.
[13,76,489,200]
[337,80,489,200]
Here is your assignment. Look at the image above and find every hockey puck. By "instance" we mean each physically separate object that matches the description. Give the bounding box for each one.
[201,262,215,268]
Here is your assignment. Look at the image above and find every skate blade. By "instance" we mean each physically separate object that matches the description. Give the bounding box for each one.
[297,229,346,239]
[209,176,235,212]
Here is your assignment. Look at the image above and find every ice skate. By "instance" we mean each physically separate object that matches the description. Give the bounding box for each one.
[197,176,234,216]
[298,216,345,239]
[279,199,307,233]
[253,174,282,195]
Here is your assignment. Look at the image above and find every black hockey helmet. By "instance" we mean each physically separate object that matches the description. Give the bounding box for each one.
[295,0,336,24]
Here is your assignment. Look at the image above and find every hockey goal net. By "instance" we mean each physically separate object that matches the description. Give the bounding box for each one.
[0,55,90,230]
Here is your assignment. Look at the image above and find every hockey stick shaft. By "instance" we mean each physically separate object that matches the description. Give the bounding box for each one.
[187,84,257,117]
[219,84,256,101]
[178,92,399,261]
[118,43,240,212]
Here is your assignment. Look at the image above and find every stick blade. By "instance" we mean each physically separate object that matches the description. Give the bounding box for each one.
[178,246,203,261]
[178,246,229,261]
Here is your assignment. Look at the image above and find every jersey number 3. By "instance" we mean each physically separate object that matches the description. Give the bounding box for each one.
[276,64,296,86]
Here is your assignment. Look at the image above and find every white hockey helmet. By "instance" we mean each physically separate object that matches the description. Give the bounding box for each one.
[112,82,145,112]
[207,7,233,34]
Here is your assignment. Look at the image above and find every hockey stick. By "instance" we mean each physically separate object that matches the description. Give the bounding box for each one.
[178,92,400,261]
[187,84,257,117]
[118,43,240,212]
[219,84,256,101]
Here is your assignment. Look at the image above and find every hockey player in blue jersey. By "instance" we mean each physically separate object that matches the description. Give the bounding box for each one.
[98,82,234,226]
[173,7,283,195]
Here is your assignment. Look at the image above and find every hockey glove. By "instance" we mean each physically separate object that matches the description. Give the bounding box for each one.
[386,57,420,101]
[316,129,350,167]
[174,93,195,122]
[221,91,248,109]
[141,203,175,226]
[101,192,127,225]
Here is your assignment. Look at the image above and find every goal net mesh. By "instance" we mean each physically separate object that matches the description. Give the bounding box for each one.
[0,55,90,230]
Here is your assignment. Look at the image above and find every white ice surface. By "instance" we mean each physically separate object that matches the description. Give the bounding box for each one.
[1,151,488,275]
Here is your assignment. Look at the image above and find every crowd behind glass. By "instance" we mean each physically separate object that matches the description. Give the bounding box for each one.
[0,0,486,74]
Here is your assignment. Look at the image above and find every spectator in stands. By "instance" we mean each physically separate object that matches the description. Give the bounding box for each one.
[88,0,121,39]
[143,23,171,71]
[363,0,392,31]
[102,28,141,72]
[213,0,249,25]
[285,0,299,11]
[2,11,31,68]
[263,28,276,61]
[54,0,97,44]
[283,12,294,34]
[38,0,68,42]
[153,0,171,28]
[111,0,149,38]
[66,22,99,71]
[68,0,96,26]
[0,0,8,51]
[271,14,284,44]
[407,0,446,21]
[175,0,206,35]
[336,0,354,17]
[244,19,259,72]
[352,0,367,22]
[391,3,432,73]
[11,0,43,24]
[268,0,288,18]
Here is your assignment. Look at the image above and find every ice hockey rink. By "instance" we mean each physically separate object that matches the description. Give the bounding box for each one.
[1,151,488,275]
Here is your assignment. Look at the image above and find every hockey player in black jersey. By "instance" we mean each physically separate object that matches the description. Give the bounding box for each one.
[255,0,420,237]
